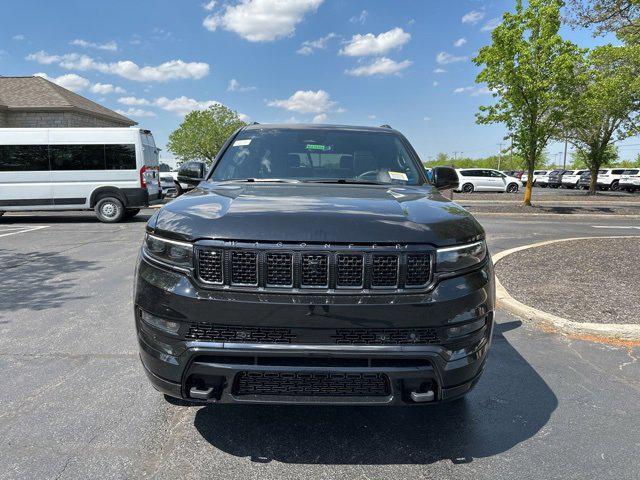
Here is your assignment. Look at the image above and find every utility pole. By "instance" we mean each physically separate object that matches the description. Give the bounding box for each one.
[562,139,568,170]
[498,143,503,171]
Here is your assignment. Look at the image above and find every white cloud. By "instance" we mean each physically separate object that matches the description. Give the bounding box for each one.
[346,57,412,77]
[453,86,493,96]
[424,116,431,121]
[453,37,467,47]
[155,96,220,115]
[203,0,324,42]
[267,89,337,114]
[368,114,376,119]
[33,72,90,92]
[462,10,485,25]
[69,39,118,51]
[89,83,126,94]
[12,34,26,41]
[296,32,337,55]
[117,95,249,118]
[202,0,216,10]
[433,68,447,74]
[350,10,368,24]
[312,113,328,123]
[118,96,151,106]
[227,78,256,92]
[436,51,468,65]
[481,18,501,32]
[340,27,410,57]
[26,51,210,82]
[432,81,439,86]
[116,107,157,118]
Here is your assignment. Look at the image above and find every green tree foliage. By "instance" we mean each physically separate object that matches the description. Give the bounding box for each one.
[570,144,619,168]
[168,104,247,164]
[423,153,530,170]
[474,0,583,205]
[561,44,640,193]
[568,0,640,43]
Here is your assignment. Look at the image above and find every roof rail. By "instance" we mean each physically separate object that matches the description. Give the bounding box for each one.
[379,124,392,129]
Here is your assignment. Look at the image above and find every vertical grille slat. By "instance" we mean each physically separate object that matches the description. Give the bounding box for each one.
[336,254,364,288]
[406,254,431,287]
[231,251,258,286]
[266,252,293,287]
[198,249,223,284]
[301,253,329,287]
[371,254,399,288]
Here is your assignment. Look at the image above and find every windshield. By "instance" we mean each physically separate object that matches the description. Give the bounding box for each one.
[210,128,424,185]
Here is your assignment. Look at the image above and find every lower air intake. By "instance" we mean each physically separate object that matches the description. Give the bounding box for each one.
[234,371,390,396]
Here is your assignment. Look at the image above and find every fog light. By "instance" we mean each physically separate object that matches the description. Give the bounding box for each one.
[140,310,180,335]
[447,318,486,338]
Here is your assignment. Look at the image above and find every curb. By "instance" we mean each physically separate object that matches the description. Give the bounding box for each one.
[493,236,640,340]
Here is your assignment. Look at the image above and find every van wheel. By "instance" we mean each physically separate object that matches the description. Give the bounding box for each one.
[95,197,125,223]
[124,208,140,219]
[174,182,183,196]
[462,183,474,193]
[506,183,519,193]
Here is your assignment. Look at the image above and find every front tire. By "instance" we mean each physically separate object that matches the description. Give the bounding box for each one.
[174,182,183,196]
[461,183,474,193]
[610,181,620,191]
[506,183,519,193]
[95,197,125,223]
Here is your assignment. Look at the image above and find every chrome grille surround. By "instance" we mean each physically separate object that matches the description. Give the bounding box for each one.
[194,241,434,294]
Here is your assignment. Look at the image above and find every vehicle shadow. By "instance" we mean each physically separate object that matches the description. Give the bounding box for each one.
[193,320,557,465]
[0,213,152,224]
[0,247,102,316]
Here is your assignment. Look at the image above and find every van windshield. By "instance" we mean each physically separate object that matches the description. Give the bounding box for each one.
[210,128,423,185]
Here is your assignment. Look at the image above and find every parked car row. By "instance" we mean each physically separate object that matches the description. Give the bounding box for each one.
[520,168,640,192]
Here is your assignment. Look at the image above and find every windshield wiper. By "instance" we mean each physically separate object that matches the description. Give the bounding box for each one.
[302,179,384,185]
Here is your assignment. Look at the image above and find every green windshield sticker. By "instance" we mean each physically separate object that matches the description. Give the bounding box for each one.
[305,144,330,151]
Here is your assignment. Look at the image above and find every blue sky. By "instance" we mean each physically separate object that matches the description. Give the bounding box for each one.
[1,0,638,163]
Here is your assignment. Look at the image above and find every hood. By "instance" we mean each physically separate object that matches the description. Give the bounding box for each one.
[151,182,484,247]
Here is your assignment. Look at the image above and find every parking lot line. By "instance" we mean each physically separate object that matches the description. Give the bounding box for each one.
[0,225,50,238]
[591,225,640,230]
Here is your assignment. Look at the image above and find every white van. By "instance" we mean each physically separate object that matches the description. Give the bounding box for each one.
[0,128,161,222]
[454,168,521,193]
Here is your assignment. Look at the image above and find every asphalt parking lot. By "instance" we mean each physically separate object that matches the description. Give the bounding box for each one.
[1,210,639,479]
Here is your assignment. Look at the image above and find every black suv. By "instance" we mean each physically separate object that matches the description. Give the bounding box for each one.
[134,125,495,406]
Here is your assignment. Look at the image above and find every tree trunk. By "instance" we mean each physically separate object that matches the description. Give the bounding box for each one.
[589,167,598,195]
[523,163,535,207]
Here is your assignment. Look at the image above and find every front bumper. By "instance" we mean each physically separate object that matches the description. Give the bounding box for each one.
[134,256,495,405]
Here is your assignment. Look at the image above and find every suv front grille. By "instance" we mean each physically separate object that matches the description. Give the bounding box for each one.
[332,327,439,345]
[234,371,390,396]
[195,243,434,293]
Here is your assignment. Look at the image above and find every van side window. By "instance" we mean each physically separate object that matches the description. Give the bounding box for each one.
[105,144,136,170]
[0,145,49,171]
[50,145,105,170]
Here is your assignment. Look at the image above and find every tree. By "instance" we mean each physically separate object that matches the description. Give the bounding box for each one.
[561,44,640,193]
[474,0,583,206]
[570,144,619,168]
[168,104,247,164]
[567,0,640,42]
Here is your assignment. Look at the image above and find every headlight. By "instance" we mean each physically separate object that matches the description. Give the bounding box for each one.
[143,234,193,268]
[436,240,486,273]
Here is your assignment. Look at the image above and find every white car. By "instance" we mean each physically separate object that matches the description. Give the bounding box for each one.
[561,169,588,189]
[160,172,177,197]
[521,170,549,187]
[619,169,640,192]
[596,168,627,191]
[0,127,161,222]
[455,168,521,193]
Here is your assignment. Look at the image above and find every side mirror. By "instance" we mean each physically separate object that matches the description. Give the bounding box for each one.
[432,166,459,191]
[177,162,206,186]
